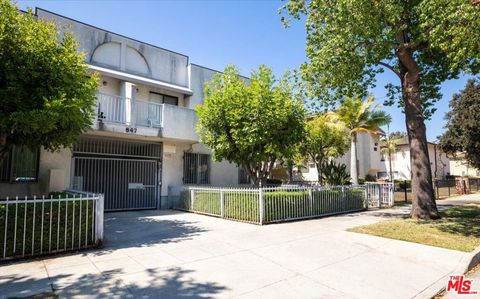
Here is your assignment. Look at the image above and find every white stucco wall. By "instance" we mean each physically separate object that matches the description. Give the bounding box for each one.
[379,143,450,180]
[0,147,72,198]
[36,9,189,87]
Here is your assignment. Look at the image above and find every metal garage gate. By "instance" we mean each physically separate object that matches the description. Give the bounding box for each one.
[71,137,162,211]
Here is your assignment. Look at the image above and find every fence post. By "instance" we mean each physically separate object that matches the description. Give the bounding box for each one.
[95,194,104,247]
[308,188,313,216]
[364,185,369,210]
[389,183,394,206]
[190,189,195,210]
[220,190,225,218]
[259,188,265,225]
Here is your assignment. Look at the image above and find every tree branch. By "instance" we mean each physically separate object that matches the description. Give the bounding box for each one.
[378,62,401,79]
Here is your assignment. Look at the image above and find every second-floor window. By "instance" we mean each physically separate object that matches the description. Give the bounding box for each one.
[183,153,210,185]
[149,92,178,106]
[0,145,39,183]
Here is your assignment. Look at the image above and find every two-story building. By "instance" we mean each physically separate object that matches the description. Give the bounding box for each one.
[378,137,450,181]
[0,8,244,210]
[290,131,385,182]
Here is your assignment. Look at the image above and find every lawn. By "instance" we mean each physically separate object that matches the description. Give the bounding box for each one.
[0,197,96,259]
[348,205,480,252]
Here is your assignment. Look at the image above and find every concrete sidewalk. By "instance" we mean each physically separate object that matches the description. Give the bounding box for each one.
[0,206,472,299]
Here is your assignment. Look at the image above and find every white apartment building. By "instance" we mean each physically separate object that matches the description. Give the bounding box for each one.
[296,131,384,182]
[293,133,451,182]
[0,8,244,210]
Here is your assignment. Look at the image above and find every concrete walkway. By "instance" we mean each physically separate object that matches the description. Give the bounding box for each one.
[0,204,474,299]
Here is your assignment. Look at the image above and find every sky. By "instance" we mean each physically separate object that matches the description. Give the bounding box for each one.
[17,0,477,142]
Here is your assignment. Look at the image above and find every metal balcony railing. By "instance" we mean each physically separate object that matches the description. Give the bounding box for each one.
[96,92,163,128]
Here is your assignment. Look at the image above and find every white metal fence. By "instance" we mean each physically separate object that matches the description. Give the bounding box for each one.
[365,182,395,207]
[174,184,393,225]
[0,191,104,261]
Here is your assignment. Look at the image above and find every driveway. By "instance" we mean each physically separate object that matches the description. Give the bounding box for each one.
[0,207,471,299]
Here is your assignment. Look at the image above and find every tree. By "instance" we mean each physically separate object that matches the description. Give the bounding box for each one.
[328,96,390,185]
[380,131,407,181]
[0,1,98,159]
[281,0,479,219]
[302,114,349,185]
[439,79,480,169]
[196,65,305,187]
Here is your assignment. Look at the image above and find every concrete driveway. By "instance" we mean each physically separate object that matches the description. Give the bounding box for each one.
[0,207,470,299]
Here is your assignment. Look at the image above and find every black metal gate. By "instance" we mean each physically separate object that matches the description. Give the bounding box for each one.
[71,137,162,211]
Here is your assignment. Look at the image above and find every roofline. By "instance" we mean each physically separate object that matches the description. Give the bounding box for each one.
[34,7,190,64]
[190,63,250,80]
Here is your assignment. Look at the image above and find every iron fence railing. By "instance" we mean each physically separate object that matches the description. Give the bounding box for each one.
[173,183,393,225]
[0,191,103,262]
[394,178,480,203]
[96,92,163,128]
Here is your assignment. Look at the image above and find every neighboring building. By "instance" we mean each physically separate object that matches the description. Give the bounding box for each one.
[290,133,451,183]
[449,153,480,177]
[378,137,450,181]
[0,8,242,209]
[294,131,384,182]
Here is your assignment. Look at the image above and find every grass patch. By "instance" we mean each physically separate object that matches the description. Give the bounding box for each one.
[348,205,480,252]
[0,198,96,259]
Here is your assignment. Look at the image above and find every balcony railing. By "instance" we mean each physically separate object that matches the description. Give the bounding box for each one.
[96,92,162,128]
[95,92,198,141]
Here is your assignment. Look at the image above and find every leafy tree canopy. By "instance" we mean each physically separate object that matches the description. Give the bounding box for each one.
[196,65,305,186]
[302,114,349,183]
[0,0,98,157]
[281,0,480,118]
[439,79,480,169]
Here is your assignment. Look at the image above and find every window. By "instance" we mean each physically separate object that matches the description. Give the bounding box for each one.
[183,153,210,184]
[149,92,178,106]
[0,146,39,183]
[238,168,250,184]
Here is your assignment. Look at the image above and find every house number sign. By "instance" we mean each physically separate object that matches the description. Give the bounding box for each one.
[125,127,137,133]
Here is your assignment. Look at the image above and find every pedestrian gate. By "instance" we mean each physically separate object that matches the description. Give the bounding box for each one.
[71,137,162,211]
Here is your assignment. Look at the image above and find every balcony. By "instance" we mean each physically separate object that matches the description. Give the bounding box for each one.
[95,92,198,141]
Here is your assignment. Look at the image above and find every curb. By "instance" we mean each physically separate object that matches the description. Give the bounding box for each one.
[413,246,480,299]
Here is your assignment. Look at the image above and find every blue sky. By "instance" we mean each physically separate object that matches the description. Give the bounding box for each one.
[17,0,476,141]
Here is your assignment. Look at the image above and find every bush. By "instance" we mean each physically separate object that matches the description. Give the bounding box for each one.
[177,187,366,224]
[322,161,351,185]
[365,174,377,182]
[266,179,282,186]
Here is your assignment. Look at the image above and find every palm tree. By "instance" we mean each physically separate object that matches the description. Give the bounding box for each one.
[380,131,407,181]
[329,96,391,185]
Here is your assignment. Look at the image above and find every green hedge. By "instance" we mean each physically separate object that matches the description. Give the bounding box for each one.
[177,188,366,224]
[0,199,95,259]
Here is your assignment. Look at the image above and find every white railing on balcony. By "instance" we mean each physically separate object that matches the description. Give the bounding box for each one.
[96,92,163,128]
[97,93,128,124]
[135,99,163,128]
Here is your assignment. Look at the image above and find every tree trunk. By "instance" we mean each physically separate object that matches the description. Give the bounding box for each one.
[398,48,440,219]
[288,164,293,183]
[316,161,323,185]
[0,134,8,161]
[350,133,359,185]
[389,151,394,182]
